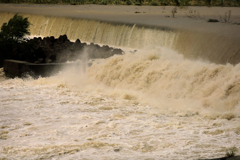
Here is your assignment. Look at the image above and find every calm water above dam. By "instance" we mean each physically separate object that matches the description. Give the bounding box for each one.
[0,5,240,159]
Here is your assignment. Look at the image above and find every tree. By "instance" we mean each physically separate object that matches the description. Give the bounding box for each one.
[173,0,180,6]
[0,14,31,67]
[236,0,240,6]
[0,13,30,42]
[204,0,211,6]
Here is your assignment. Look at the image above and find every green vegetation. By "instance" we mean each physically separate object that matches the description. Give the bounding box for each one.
[0,0,239,6]
[0,14,30,42]
[225,147,238,157]
[0,14,32,67]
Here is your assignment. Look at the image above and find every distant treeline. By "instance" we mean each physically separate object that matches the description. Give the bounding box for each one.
[0,0,239,6]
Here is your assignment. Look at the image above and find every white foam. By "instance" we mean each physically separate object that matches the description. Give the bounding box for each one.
[1,47,239,159]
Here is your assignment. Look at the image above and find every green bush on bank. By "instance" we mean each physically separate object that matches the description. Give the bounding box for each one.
[0,14,30,42]
[0,14,33,67]
[150,0,158,5]
[0,0,239,6]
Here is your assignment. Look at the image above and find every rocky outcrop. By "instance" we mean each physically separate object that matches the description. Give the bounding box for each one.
[3,35,124,78]
[27,34,124,64]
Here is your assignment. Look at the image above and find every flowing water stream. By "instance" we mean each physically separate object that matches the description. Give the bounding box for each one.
[0,12,240,159]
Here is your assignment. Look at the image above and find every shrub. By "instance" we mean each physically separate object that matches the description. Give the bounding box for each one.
[126,0,132,4]
[225,147,238,157]
[180,0,190,5]
[151,0,158,5]
[236,0,240,5]
[134,1,141,5]
[100,0,107,4]
[0,14,31,67]
[204,0,211,6]
[113,0,120,4]
[0,13,30,42]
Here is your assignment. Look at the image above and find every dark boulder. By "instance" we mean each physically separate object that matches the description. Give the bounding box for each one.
[75,39,81,43]
[57,34,69,44]
[208,19,219,22]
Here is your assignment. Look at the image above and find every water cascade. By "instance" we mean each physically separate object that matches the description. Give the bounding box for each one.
[1,12,240,64]
[1,8,240,159]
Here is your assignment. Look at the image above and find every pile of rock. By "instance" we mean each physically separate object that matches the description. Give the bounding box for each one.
[27,34,123,64]
[3,35,124,78]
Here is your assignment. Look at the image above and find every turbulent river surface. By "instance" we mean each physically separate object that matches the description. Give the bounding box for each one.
[1,47,240,159]
[1,8,240,159]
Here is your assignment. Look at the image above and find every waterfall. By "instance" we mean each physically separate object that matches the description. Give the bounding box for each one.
[0,12,240,64]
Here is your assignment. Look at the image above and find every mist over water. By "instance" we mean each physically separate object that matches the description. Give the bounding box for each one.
[88,48,240,116]
[0,11,240,159]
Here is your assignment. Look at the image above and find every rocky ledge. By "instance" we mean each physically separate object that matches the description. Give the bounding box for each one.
[3,34,124,78]
[27,34,123,64]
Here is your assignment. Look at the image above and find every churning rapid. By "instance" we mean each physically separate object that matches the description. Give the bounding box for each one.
[0,11,240,159]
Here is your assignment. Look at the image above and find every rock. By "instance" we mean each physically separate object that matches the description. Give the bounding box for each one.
[75,39,81,43]
[49,36,57,43]
[43,37,53,46]
[113,48,123,55]
[130,50,137,54]
[3,34,125,77]
[208,19,219,22]
[45,59,52,63]
[49,55,56,62]
[4,34,124,65]
[57,34,69,44]
[113,147,122,152]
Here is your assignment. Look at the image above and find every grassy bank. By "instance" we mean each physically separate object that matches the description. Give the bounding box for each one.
[0,0,239,6]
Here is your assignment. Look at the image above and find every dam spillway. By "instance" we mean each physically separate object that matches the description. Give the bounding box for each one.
[0,5,240,64]
[0,12,177,50]
[0,4,240,160]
